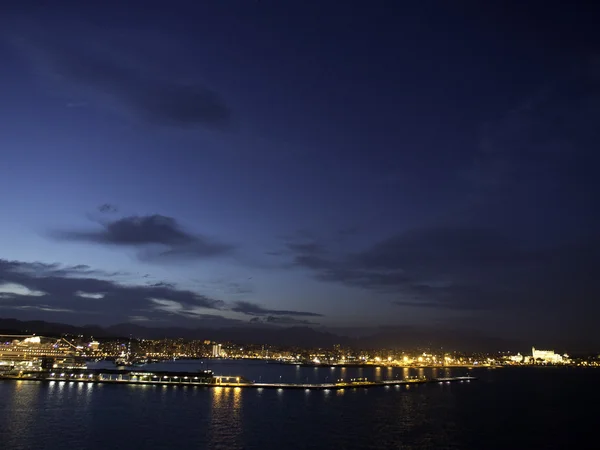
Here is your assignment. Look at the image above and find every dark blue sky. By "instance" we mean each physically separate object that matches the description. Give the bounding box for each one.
[1,1,599,347]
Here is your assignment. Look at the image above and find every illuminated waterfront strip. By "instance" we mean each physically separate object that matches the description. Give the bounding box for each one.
[0,371,476,390]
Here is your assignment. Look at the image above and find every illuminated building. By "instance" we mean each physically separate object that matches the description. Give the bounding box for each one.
[532,347,569,364]
[508,353,524,363]
[212,343,222,358]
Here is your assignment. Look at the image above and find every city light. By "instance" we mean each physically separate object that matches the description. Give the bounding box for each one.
[1,333,596,393]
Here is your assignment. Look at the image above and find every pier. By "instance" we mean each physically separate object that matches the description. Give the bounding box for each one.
[0,368,476,390]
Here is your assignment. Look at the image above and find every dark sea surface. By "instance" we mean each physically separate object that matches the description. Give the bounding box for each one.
[0,360,598,449]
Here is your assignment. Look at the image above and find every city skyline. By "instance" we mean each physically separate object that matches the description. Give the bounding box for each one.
[1,2,599,348]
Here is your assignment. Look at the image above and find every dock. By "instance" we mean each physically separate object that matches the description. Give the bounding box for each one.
[0,368,476,390]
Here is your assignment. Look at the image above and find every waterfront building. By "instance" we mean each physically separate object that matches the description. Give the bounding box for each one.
[531,347,569,364]
[212,343,222,358]
[508,353,524,363]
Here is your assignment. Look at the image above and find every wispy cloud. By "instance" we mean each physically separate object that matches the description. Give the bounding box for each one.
[265,315,318,325]
[7,18,232,129]
[12,305,74,313]
[75,291,105,299]
[129,315,152,322]
[251,315,319,326]
[0,282,46,297]
[466,58,599,216]
[149,298,185,315]
[231,300,323,317]
[98,203,118,214]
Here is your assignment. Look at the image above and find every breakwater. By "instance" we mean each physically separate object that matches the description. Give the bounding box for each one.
[0,368,475,390]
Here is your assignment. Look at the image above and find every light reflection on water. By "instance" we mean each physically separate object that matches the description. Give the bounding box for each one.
[2,380,98,449]
[3,380,37,447]
[1,364,593,450]
[90,359,472,384]
[207,387,243,449]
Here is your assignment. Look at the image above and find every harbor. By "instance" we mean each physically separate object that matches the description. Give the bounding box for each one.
[0,368,476,390]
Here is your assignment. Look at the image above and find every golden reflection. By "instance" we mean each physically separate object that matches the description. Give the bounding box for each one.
[213,386,223,406]
[3,379,48,446]
[207,385,243,448]
[232,387,241,410]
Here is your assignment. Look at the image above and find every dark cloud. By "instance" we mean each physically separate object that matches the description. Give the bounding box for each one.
[287,226,600,319]
[0,258,227,325]
[264,316,318,325]
[57,215,196,246]
[355,227,538,275]
[148,282,176,289]
[10,304,74,314]
[52,214,234,261]
[231,301,323,317]
[98,203,118,213]
[0,260,125,279]
[392,285,508,311]
[464,59,600,234]
[9,20,231,129]
[0,258,326,328]
[248,315,318,326]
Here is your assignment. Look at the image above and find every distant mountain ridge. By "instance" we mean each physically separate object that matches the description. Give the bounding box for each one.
[0,317,348,348]
[0,316,533,352]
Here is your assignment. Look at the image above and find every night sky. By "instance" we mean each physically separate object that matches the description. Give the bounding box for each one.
[1,1,599,348]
